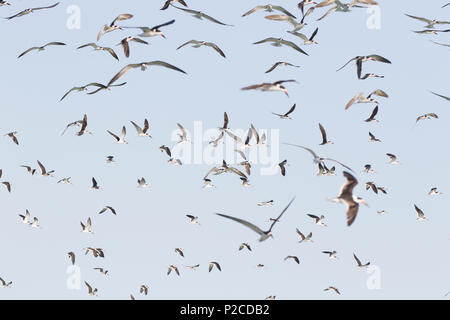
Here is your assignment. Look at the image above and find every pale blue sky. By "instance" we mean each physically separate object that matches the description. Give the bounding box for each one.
[0,0,449,299]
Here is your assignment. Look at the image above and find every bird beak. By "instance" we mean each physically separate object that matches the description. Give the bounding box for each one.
[161,33,166,39]
[284,90,289,97]
[362,201,369,207]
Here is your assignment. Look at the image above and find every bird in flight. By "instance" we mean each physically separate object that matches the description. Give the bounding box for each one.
[288,27,319,45]
[209,262,222,272]
[324,286,340,295]
[85,281,98,296]
[122,19,176,38]
[330,171,366,226]
[296,229,313,243]
[253,37,308,55]
[77,43,119,61]
[172,5,232,26]
[284,256,300,264]
[353,253,370,267]
[5,2,59,20]
[318,123,333,145]
[161,0,188,10]
[265,14,308,32]
[414,204,428,221]
[97,14,133,41]
[404,14,450,28]
[107,126,128,144]
[265,62,300,74]
[337,54,391,79]
[18,42,66,58]
[81,218,94,234]
[216,197,295,242]
[241,80,297,96]
[272,104,296,119]
[307,214,327,227]
[177,40,226,58]
[4,131,19,145]
[345,89,388,110]
[242,4,296,18]
[107,61,186,87]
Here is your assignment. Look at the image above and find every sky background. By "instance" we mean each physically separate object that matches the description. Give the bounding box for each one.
[0,0,449,300]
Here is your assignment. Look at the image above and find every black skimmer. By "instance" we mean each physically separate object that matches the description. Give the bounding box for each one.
[0,277,12,288]
[91,177,101,190]
[362,164,376,174]
[57,177,72,185]
[319,123,333,145]
[288,27,319,44]
[106,156,115,164]
[30,217,41,229]
[68,252,75,265]
[19,210,31,224]
[239,243,252,251]
[296,229,313,243]
[85,281,98,296]
[416,113,438,123]
[242,4,296,18]
[85,247,104,258]
[99,206,116,215]
[0,1,10,6]
[5,132,18,145]
[167,265,180,276]
[122,20,175,38]
[353,253,370,268]
[265,295,276,300]
[258,200,274,206]
[77,43,119,61]
[93,268,109,276]
[240,177,251,187]
[118,36,148,58]
[37,160,54,177]
[265,14,307,31]
[177,40,226,58]
[107,126,128,144]
[161,0,187,10]
[185,264,200,270]
[322,250,338,260]
[337,55,391,79]
[376,210,387,216]
[284,256,300,264]
[159,145,171,157]
[386,153,400,165]
[186,214,200,225]
[365,106,379,123]
[175,248,184,257]
[1,181,10,193]
[18,42,66,58]
[346,89,388,109]
[324,286,340,295]
[176,123,190,144]
[60,83,125,101]
[209,132,224,147]
[405,14,450,28]
[428,187,442,195]
[137,178,149,188]
[140,285,149,295]
[265,62,300,73]
[97,14,133,41]
[5,2,59,20]
[131,119,151,137]
[331,171,366,226]
[202,178,216,189]
[272,104,296,119]
[241,80,297,96]
[107,61,186,87]
[368,132,381,142]
[253,37,308,55]
[365,182,378,194]
[278,160,288,176]
[209,262,222,272]
[172,5,232,26]
[307,214,327,226]
[216,197,295,242]
[413,29,450,34]
[20,165,36,175]
[75,115,91,136]
[283,144,355,172]
[81,218,94,233]
[414,204,428,221]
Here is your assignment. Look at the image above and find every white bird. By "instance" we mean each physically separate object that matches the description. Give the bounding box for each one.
[386,153,400,165]
[202,178,216,189]
[30,217,41,229]
[186,214,200,225]
[19,209,31,224]
[322,250,339,260]
[428,187,442,195]
[137,177,149,188]
[130,119,151,138]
